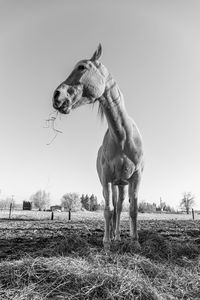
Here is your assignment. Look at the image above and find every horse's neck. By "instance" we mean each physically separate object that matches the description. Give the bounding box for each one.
[99,76,130,144]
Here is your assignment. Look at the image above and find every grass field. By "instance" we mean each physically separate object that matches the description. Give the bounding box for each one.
[0,211,200,299]
[1,208,200,221]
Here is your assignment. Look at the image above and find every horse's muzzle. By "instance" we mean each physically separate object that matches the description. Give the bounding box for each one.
[52,86,71,113]
[53,83,83,114]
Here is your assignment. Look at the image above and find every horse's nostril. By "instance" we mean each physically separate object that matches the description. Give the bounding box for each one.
[53,90,61,108]
[54,90,60,101]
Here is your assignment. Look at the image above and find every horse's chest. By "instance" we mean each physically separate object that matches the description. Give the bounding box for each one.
[102,135,138,182]
[109,154,135,183]
[111,154,133,170]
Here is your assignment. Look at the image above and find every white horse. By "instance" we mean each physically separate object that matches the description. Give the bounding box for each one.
[53,45,144,251]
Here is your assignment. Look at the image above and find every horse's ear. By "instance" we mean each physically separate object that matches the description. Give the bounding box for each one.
[91,43,102,61]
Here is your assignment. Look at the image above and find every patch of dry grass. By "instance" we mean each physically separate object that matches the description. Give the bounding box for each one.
[0,214,200,299]
[0,250,200,300]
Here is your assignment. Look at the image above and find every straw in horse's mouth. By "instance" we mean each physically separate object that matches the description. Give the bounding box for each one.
[58,103,70,114]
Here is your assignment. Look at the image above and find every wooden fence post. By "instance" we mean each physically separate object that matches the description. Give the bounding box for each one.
[192,208,195,220]
[68,209,71,221]
[51,211,54,220]
[9,203,12,219]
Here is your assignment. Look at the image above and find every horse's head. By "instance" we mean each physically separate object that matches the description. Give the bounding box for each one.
[53,44,108,114]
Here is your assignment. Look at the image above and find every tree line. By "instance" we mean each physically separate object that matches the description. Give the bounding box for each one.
[138,192,195,214]
[28,191,100,211]
[0,191,100,211]
[0,190,196,214]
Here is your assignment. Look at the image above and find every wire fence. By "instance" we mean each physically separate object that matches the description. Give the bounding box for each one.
[0,206,74,221]
[0,207,199,222]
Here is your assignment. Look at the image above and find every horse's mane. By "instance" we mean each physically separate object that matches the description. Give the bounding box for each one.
[92,99,104,121]
[97,101,104,121]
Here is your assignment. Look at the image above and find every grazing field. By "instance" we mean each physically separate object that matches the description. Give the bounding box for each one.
[1,209,200,221]
[0,211,200,299]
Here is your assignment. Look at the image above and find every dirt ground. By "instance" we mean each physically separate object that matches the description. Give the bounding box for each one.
[0,211,200,261]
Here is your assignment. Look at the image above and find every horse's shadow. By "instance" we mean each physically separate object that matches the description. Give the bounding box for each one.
[0,227,199,264]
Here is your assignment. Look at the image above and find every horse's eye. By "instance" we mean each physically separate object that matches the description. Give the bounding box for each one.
[78,65,86,71]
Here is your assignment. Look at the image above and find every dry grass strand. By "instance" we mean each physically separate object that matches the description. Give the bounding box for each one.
[44,111,63,145]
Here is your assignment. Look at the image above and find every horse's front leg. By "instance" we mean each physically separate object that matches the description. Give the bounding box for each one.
[129,171,142,249]
[103,182,114,251]
[110,184,118,240]
[115,185,126,241]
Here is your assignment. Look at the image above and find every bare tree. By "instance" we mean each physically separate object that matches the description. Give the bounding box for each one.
[61,193,81,211]
[180,192,195,214]
[0,199,8,209]
[30,190,50,210]
[0,197,16,210]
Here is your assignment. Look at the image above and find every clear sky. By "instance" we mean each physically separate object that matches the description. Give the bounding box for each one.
[0,0,200,209]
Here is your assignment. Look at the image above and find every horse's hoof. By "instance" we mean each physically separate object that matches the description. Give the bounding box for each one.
[103,242,111,253]
[114,236,121,242]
